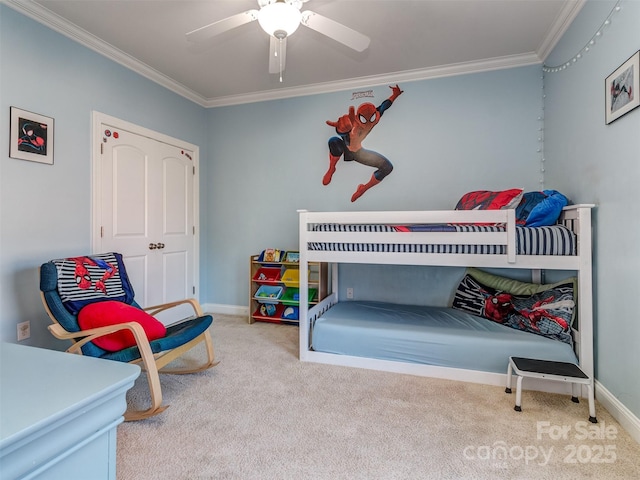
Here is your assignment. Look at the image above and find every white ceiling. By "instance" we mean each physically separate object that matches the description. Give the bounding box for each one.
[6,0,585,107]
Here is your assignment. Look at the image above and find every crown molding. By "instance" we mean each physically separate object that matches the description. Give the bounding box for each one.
[537,0,586,61]
[6,0,570,109]
[3,0,209,106]
[204,53,542,107]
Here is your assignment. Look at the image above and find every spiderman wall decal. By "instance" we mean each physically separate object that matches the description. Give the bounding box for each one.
[323,84,403,202]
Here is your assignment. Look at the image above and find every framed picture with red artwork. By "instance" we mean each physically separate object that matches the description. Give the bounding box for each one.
[605,50,639,125]
[9,106,54,164]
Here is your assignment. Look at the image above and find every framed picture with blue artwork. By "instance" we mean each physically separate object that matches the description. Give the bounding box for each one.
[9,106,54,164]
[605,50,639,125]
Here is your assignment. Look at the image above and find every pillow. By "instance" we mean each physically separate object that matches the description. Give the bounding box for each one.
[455,189,523,211]
[515,190,569,227]
[452,271,575,345]
[78,301,167,351]
[515,191,547,225]
[465,267,577,299]
[507,289,575,345]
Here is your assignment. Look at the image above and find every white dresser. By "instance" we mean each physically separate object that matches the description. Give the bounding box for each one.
[0,343,140,480]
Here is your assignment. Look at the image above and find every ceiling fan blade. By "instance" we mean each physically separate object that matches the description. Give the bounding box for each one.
[301,11,370,52]
[269,36,287,74]
[186,10,259,43]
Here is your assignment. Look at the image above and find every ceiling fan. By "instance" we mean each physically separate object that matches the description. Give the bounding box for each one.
[185,0,370,81]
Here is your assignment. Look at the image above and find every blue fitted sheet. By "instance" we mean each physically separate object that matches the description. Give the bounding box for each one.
[311,301,577,374]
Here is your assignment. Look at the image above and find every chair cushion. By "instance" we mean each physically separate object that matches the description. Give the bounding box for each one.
[78,301,167,351]
[100,315,213,363]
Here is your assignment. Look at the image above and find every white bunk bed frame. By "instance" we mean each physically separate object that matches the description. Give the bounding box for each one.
[298,204,594,392]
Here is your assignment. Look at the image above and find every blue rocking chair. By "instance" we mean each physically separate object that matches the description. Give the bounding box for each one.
[39,253,218,421]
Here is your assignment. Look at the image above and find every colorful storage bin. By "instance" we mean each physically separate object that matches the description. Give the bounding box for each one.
[281,268,309,288]
[252,303,286,322]
[254,285,283,304]
[280,287,317,305]
[281,306,299,321]
[252,267,281,283]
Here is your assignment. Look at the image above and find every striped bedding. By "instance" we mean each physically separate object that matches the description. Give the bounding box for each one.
[52,252,135,314]
[308,223,576,256]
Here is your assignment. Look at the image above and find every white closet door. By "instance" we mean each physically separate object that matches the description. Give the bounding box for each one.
[97,123,195,324]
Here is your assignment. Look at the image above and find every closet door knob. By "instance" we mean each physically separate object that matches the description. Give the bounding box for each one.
[149,243,158,250]
[157,243,165,249]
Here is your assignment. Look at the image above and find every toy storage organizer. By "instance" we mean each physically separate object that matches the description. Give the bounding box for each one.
[249,250,327,325]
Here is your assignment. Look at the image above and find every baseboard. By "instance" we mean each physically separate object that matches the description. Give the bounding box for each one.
[302,350,584,397]
[595,380,640,444]
[203,303,249,317]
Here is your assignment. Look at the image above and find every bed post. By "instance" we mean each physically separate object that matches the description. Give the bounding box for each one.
[506,208,516,263]
[576,206,594,388]
[298,210,310,361]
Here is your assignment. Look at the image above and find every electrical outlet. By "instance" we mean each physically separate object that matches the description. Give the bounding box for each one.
[346,287,354,299]
[17,321,30,341]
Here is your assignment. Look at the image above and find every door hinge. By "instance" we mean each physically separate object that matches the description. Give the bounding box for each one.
[100,226,104,238]
[193,226,195,235]
[193,166,195,175]
[193,286,196,295]
[101,143,104,154]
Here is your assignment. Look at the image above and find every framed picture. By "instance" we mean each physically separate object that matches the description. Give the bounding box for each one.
[605,50,639,125]
[9,107,54,164]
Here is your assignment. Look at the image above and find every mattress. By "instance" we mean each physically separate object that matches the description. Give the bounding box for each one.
[308,223,576,256]
[311,301,578,374]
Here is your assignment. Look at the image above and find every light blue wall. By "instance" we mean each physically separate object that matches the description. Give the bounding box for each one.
[544,0,640,417]
[205,66,544,307]
[2,1,638,423]
[0,6,208,346]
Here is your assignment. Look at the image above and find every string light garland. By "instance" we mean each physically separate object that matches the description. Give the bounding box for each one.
[542,0,622,73]
[537,1,623,186]
[538,93,545,187]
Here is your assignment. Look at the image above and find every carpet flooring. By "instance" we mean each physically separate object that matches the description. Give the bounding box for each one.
[117,315,640,479]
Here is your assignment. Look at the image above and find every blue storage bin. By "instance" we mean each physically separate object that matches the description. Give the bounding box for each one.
[254,285,283,304]
[281,306,299,320]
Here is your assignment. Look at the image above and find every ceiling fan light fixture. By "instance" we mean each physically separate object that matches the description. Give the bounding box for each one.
[258,1,302,38]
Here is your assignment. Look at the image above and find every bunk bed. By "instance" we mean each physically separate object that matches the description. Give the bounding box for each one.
[297,204,594,390]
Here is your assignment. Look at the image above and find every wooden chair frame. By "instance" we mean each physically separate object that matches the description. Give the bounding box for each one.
[41,293,218,421]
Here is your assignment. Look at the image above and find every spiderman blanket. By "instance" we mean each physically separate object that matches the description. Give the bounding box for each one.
[53,252,135,315]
